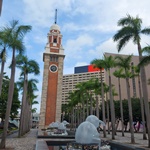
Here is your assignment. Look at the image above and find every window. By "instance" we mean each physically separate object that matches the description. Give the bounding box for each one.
[50,56,58,62]
[53,38,57,43]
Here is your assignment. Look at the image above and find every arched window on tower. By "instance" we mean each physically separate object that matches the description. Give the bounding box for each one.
[53,38,57,43]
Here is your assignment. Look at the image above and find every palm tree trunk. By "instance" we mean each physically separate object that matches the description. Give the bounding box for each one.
[71,109,73,130]
[125,77,135,144]
[72,107,75,130]
[138,75,147,140]
[82,99,85,122]
[26,100,30,132]
[90,92,92,115]
[29,105,32,129]
[118,78,124,136]
[18,74,28,137]
[138,43,150,147]
[106,93,110,134]
[101,71,106,137]
[0,60,5,96]
[77,106,79,127]
[86,97,89,117]
[109,73,115,139]
[96,95,99,118]
[0,48,16,148]
[74,108,77,129]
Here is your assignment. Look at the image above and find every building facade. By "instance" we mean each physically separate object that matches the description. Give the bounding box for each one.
[62,53,150,104]
[105,52,150,101]
[62,65,105,104]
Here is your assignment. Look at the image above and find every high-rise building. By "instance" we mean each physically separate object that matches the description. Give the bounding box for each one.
[62,65,105,104]
[62,53,150,104]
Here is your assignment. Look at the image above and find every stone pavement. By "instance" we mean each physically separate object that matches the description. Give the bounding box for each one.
[0,129,38,150]
[1,129,150,150]
[100,131,149,150]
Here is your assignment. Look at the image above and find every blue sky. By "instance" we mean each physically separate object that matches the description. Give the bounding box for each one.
[1,0,150,112]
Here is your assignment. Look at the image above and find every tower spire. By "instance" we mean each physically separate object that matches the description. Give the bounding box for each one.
[54,9,57,24]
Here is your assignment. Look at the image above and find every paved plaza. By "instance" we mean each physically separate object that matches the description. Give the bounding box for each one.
[0,129,38,150]
[100,131,149,150]
[0,129,150,150]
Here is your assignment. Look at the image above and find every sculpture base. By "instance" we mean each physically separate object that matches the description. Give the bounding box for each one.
[67,142,99,150]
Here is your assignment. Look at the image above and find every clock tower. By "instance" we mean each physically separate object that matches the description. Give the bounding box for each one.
[39,22,65,129]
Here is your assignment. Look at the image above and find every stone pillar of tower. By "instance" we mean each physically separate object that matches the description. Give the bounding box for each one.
[39,23,65,129]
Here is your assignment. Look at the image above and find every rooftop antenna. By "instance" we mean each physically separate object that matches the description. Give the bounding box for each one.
[54,9,57,24]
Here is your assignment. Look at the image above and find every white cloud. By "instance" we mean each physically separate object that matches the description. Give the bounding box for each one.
[64,34,94,60]
[75,62,88,67]
[2,0,150,113]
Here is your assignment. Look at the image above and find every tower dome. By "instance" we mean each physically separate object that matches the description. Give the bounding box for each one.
[50,23,60,31]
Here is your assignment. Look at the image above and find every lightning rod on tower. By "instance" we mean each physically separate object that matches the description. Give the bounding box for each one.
[55,9,57,24]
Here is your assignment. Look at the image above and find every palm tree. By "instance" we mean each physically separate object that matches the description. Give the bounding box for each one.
[16,55,39,136]
[0,20,31,149]
[139,45,150,66]
[134,66,147,140]
[27,79,39,129]
[103,55,116,139]
[103,84,110,134]
[138,46,150,139]
[92,78,100,118]
[0,26,16,96]
[115,55,135,144]
[113,68,124,136]
[75,82,87,122]
[113,14,150,147]
[91,59,107,138]
[67,91,79,128]
[0,48,6,96]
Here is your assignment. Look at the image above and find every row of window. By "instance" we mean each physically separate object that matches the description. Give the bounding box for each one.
[50,56,58,62]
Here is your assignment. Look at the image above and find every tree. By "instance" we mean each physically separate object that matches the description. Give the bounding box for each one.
[17,78,39,131]
[139,45,150,66]
[27,79,39,129]
[134,66,147,139]
[113,68,124,136]
[113,14,150,147]
[0,75,20,122]
[75,82,86,122]
[92,78,100,118]
[91,59,107,138]
[114,98,142,122]
[0,26,16,96]
[115,55,135,144]
[16,55,39,136]
[0,20,31,149]
[66,91,79,128]
[103,55,116,139]
[103,84,110,134]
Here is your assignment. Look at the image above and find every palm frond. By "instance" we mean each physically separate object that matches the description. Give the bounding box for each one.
[139,56,150,66]
[117,35,132,52]
[142,46,150,54]
[115,55,132,70]
[141,28,150,35]
[15,25,32,39]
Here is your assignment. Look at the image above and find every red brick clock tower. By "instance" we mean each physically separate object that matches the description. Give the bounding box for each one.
[39,22,65,129]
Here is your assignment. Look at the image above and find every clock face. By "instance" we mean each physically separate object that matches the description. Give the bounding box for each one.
[50,64,58,72]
